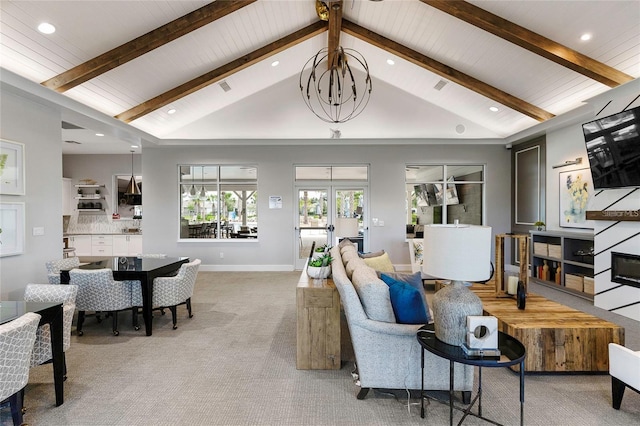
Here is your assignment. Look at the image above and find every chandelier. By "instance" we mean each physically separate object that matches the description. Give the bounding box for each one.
[299,46,373,124]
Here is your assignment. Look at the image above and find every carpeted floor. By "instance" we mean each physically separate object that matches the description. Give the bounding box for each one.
[2,271,639,425]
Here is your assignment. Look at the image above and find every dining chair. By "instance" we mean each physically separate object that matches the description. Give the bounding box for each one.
[70,268,137,336]
[23,284,77,372]
[0,312,41,426]
[144,259,201,330]
[45,257,80,284]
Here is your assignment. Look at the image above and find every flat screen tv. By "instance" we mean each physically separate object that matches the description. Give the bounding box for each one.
[582,106,640,190]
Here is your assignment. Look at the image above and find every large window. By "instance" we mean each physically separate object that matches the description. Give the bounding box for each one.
[179,165,257,239]
[406,165,485,235]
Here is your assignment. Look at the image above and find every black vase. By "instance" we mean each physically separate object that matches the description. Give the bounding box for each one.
[516,281,526,310]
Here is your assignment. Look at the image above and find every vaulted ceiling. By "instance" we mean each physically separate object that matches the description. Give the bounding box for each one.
[1,0,638,153]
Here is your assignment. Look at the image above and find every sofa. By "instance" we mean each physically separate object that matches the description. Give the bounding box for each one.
[330,243,474,400]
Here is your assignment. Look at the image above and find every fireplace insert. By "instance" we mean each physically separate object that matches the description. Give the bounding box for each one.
[611,252,640,289]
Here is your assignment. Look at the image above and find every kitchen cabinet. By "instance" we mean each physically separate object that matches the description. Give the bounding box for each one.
[76,184,106,213]
[113,235,143,256]
[91,235,113,256]
[67,235,92,256]
[62,178,74,215]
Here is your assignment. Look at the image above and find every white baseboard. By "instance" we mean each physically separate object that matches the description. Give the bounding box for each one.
[199,264,295,272]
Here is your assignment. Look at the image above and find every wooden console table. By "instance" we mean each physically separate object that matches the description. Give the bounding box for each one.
[296,271,340,370]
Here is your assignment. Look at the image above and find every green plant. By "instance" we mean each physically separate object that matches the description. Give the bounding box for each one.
[534,221,545,227]
[309,253,333,267]
[315,243,332,252]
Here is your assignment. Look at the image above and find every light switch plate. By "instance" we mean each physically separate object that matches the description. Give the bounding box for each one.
[33,227,45,236]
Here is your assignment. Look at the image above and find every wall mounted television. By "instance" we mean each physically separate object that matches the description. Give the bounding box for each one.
[582,106,640,190]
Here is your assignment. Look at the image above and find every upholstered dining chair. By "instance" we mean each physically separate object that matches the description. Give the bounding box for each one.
[0,312,41,426]
[132,259,201,330]
[70,268,136,336]
[609,342,640,409]
[45,257,80,284]
[23,284,78,371]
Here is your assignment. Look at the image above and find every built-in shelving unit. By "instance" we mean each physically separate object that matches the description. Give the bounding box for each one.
[530,230,595,301]
[75,184,106,212]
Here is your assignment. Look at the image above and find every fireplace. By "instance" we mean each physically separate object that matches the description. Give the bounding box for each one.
[611,252,640,289]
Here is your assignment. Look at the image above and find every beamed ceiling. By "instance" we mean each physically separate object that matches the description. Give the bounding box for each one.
[1,0,638,154]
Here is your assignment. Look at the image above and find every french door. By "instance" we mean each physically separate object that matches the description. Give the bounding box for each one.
[295,186,367,270]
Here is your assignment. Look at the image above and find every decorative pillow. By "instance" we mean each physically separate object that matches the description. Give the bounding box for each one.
[338,238,357,249]
[379,272,432,323]
[358,249,385,259]
[341,249,360,266]
[345,257,365,279]
[340,244,358,256]
[363,252,395,273]
[413,241,424,265]
[380,273,430,324]
[352,267,395,323]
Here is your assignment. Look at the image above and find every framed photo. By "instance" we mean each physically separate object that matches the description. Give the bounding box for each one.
[0,139,25,195]
[559,168,595,229]
[0,202,25,257]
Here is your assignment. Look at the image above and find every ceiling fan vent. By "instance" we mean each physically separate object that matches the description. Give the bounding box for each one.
[433,79,448,91]
[219,80,231,92]
[64,140,82,144]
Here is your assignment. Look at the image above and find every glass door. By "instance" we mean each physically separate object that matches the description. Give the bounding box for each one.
[296,188,330,269]
[334,187,366,252]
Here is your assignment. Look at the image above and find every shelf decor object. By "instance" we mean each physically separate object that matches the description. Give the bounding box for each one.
[424,224,492,346]
[0,139,25,195]
[495,233,529,297]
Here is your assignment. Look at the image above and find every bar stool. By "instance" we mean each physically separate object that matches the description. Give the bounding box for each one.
[63,247,76,258]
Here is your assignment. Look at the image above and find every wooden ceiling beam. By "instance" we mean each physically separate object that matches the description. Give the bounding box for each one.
[421,0,633,88]
[342,19,554,122]
[327,1,343,69]
[115,21,328,123]
[41,0,256,93]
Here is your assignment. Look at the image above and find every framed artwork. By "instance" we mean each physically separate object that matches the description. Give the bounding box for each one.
[0,139,25,195]
[559,168,595,229]
[0,202,25,257]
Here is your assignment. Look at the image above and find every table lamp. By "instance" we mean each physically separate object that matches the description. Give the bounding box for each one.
[423,224,492,346]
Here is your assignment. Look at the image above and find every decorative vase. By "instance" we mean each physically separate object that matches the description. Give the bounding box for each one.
[432,280,483,346]
[307,265,331,279]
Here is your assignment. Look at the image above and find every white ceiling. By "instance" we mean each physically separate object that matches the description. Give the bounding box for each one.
[1,0,639,154]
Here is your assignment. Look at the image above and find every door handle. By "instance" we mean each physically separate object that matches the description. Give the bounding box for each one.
[327,225,335,232]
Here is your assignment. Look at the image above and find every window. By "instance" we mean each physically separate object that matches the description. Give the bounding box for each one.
[179,165,257,239]
[406,165,484,234]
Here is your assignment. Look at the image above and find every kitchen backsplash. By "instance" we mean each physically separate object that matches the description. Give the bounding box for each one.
[67,214,142,234]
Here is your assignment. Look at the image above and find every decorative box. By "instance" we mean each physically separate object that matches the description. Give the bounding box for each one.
[583,276,595,294]
[565,274,584,292]
[534,242,548,256]
[547,244,561,259]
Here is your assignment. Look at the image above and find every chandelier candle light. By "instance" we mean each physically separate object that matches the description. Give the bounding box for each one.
[423,224,493,346]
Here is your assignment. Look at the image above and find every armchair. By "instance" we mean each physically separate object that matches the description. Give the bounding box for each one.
[609,343,640,409]
[0,312,41,426]
[45,257,80,284]
[70,268,136,336]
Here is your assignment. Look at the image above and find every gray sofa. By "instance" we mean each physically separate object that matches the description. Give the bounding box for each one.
[330,244,474,399]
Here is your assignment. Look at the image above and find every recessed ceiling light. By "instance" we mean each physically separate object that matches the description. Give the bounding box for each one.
[580,33,592,41]
[95,133,104,137]
[167,108,176,114]
[386,59,395,65]
[489,106,499,112]
[37,22,56,34]
[271,60,280,67]
[131,145,139,148]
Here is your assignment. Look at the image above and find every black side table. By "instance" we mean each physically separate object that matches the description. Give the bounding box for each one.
[417,324,526,426]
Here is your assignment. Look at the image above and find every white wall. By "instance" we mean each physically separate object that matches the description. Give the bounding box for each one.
[141,143,511,270]
[0,89,63,298]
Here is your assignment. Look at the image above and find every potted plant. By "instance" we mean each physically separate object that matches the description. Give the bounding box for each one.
[312,243,332,259]
[307,253,333,279]
[534,221,545,231]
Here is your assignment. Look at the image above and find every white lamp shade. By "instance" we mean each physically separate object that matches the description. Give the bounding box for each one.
[335,217,359,237]
[423,224,492,282]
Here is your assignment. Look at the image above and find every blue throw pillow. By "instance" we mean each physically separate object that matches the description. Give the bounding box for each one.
[378,271,432,322]
[380,273,430,325]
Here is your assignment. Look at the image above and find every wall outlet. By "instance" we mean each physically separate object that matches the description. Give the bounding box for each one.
[219,252,224,259]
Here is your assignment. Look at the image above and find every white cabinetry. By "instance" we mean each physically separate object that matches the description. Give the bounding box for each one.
[62,178,74,215]
[68,235,92,256]
[113,235,143,256]
[76,184,106,213]
[91,235,113,256]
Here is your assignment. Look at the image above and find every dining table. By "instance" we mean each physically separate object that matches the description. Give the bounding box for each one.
[60,256,189,336]
[0,301,65,406]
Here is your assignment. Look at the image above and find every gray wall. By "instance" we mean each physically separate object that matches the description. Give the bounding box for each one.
[142,144,511,270]
[0,89,63,298]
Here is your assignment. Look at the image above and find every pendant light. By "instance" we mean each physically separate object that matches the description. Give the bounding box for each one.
[189,166,196,196]
[199,166,206,198]
[125,150,141,195]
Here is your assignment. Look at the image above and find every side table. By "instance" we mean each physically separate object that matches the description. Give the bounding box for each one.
[417,324,526,426]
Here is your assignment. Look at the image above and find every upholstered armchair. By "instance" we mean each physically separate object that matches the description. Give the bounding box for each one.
[133,259,201,330]
[45,257,80,284]
[70,268,136,336]
[23,284,78,370]
[609,342,640,409]
[0,312,41,426]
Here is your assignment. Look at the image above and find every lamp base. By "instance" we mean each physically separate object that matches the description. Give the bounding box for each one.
[432,280,483,346]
